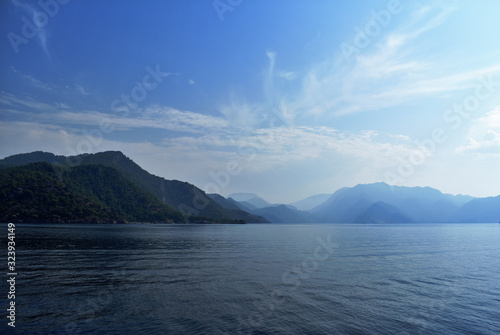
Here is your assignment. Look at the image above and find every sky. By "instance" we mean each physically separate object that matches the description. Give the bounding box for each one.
[1,0,500,203]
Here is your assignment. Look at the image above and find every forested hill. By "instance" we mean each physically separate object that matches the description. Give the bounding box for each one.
[0,151,267,224]
[0,162,187,223]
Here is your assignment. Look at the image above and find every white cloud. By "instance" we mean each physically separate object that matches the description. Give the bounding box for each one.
[456,107,500,156]
[278,71,296,81]
[1,94,229,134]
[217,93,267,128]
[401,4,456,41]
[75,84,89,96]
[0,115,414,176]
[275,3,500,119]
[139,105,229,132]
[457,133,500,154]
[0,91,56,111]
[157,125,415,174]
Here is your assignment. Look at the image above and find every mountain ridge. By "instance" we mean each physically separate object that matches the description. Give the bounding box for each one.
[0,162,183,223]
[224,182,497,223]
[0,151,267,223]
[1,152,498,224]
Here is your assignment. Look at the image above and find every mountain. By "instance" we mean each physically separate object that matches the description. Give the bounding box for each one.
[0,151,62,167]
[208,193,242,211]
[228,193,261,202]
[452,195,500,223]
[228,193,272,209]
[0,162,184,223]
[312,182,478,223]
[251,204,316,223]
[288,194,331,211]
[353,201,413,223]
[2,152,497,224]
[207,194,268,223]
[226,196,316,223]
[0,151,267,223]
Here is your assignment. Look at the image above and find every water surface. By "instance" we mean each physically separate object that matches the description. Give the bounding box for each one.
[2,223,500,334]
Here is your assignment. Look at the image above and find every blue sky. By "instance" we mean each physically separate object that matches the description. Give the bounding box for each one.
[1,0,500,203]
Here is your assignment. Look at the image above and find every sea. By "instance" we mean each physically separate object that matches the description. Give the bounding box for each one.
[1,223,499,335]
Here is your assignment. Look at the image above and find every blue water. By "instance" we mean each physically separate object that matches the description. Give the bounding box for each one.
[2,223,500,334]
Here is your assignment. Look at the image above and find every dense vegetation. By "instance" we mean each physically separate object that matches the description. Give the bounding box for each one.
[0,162,202,223]
[0,163,122,223]
[0,151,267,223]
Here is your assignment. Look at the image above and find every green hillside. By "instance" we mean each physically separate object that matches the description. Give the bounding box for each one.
[1,162,184,223]
[0,151,267,223]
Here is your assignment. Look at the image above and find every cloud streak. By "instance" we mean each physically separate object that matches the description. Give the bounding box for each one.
[245,3,500,121]
[1,94,229,134]
[456,107,500,156]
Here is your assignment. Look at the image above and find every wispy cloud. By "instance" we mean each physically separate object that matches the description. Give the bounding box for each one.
[0,116,414,179]
[10,67,56,91]
[214,3,473,128]
[157,125,414,174]
[254,3,499,120]
[75,84,89,96]
[278,71,296,81]
[0,91,56,111]
[1,94,229,134]
[456,107,500,156]
[140,105,229,132]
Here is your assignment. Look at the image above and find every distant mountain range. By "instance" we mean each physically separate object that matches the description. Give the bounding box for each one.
[289,194,331,211]
[1,151,499,224]
[309,182,478,223]
[228,193,273,209]
[219,182,499,224]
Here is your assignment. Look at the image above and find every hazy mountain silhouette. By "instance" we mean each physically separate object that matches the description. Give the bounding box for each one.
[452,195,500,223]
[354,201,413,223]
[311,182,480,223]
[248,204,315,223]
[1,152,497,224]
[288,194,331,211]
[228,193,272,209]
